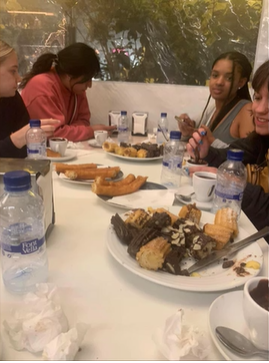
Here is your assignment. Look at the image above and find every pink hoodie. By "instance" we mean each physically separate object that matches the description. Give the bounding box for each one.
[21,71,94,141]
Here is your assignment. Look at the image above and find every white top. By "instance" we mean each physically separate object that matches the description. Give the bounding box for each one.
[0,137,268,360]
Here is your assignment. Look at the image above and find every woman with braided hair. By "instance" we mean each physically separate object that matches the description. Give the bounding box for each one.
[177,51,254,148]
[20,43,116,142]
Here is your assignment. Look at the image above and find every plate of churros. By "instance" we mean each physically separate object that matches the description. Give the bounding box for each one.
[107,206,263,292]
[102,141,163,161]
[54,163,123,185]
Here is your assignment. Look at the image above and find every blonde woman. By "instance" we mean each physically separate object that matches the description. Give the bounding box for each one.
[0,39,59,158]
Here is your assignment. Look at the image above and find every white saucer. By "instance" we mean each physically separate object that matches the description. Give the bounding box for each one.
[46,150,77,162]
[88,139,102,148]
[175,185,212,210]
[208,291,267,361]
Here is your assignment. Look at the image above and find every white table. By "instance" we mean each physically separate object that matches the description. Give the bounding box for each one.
[0,139,268,360]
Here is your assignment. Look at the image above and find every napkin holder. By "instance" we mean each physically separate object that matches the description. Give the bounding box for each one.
[108,110,121,134]
[0,158,55,240]
[132,112,148,136]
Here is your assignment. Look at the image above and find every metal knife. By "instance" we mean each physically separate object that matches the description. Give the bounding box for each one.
[187,226,269,274]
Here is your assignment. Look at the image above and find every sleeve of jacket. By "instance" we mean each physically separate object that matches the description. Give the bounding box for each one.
[242,183,269,243]
[0,137,27,158]
[24,93,93,142]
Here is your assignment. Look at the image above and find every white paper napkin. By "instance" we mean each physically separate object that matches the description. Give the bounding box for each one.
[152,309,211,360]
[42,323,88,361]
[3,284,69,353]
[107,189,175,208]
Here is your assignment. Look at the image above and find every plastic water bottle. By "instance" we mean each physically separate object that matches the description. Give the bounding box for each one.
[26,119,46,159]
[160,131,184,188]
[156,112,168,145]
[212,149,247,218]
[118,111,129,144]
[0,171,48,294]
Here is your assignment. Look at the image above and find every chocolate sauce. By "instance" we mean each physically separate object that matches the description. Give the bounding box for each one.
[249,279,269,311]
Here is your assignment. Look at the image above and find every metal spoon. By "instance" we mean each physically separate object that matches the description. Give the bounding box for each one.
[175,191,195,203]
[216,326,269,359]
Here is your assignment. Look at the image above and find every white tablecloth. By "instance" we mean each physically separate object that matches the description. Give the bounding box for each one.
[0,139,268,360]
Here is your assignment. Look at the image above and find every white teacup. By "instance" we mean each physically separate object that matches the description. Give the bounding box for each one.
[49,137,68,156]
[94,130,108,146]
[243,277,269,350]
[193,171,216,202]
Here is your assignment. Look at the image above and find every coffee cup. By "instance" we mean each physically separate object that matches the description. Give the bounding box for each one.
[243,277,269,350]
[193,171,217,202]
[185,158,208,168]
[94,130,108,146]
[49,137,68,156]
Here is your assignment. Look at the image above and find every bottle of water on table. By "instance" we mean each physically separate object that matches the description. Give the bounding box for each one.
[0,171,48,294]
[157,112,168,145]
[118,111,129,144]
[212,149,247,218]
[26,119,46,159]
[161,130,184,188]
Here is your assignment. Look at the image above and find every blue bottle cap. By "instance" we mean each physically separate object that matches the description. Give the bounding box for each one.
[170,130,181,139]
[3,171,31,192]
[161,112,167,118]
[121,111,127,116]
[227,149,244,161]
[29,119,41,128]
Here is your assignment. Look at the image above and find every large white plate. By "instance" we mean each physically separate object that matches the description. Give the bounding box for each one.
[107,207,263,292]
[208,291,267,361]
[105,151,163,162]
[46,150,77,162]
[57,166,124,186]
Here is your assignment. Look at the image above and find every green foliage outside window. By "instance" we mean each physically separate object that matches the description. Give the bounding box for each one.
[0,0,263,85]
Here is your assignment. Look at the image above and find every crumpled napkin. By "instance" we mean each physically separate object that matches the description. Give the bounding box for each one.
[67,141,84,149]
[152,309,211,360]
[107,189,175,208]
[3,284,69,353]
[42,323,88,361]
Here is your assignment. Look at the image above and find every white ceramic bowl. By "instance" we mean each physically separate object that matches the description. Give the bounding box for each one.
[243,276,269,350]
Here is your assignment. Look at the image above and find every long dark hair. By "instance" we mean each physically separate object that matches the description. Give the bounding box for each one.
[199,51,253,131]
[20,42,100,89]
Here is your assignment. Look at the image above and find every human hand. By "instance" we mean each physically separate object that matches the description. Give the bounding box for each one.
[175,114,195,137]
[200,125,215,145]
[186,127,210,160]
[40,119,60,138]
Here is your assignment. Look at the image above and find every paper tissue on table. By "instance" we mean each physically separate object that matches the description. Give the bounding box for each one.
[132,111,148,136]
[152,309,211,361]
[0,158,55,239]
[3,283,88,360]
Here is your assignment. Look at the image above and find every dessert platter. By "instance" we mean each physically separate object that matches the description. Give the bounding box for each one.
[102,141,163,161]
[208,291,267,360]
[107,206,263,292]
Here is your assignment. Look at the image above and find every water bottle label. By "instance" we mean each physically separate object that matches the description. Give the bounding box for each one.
[215,189,243,201]
[2,236,45,254]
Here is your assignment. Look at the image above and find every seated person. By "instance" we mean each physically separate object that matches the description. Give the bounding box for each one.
[20,43,116,142]
[0,39,59,158]
[186,60,269,242]
[177,51,254,148]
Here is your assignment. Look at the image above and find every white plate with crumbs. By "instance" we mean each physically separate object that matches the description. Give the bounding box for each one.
[46,150,77,162]
[107,207,263,292]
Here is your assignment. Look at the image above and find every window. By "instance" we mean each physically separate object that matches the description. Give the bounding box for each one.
[0,0,263,85]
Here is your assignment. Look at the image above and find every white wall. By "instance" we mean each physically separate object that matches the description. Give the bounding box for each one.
[87,81,210,132]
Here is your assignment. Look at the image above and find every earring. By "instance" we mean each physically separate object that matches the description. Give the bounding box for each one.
[238,87,241,90]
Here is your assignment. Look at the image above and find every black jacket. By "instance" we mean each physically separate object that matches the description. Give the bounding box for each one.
[205,132,269,242]
[0,91,29,158]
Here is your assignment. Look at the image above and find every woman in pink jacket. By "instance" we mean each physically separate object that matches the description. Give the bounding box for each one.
[20,43,116,142]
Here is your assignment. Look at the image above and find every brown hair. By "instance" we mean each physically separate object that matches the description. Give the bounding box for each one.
[252,60,269,93]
